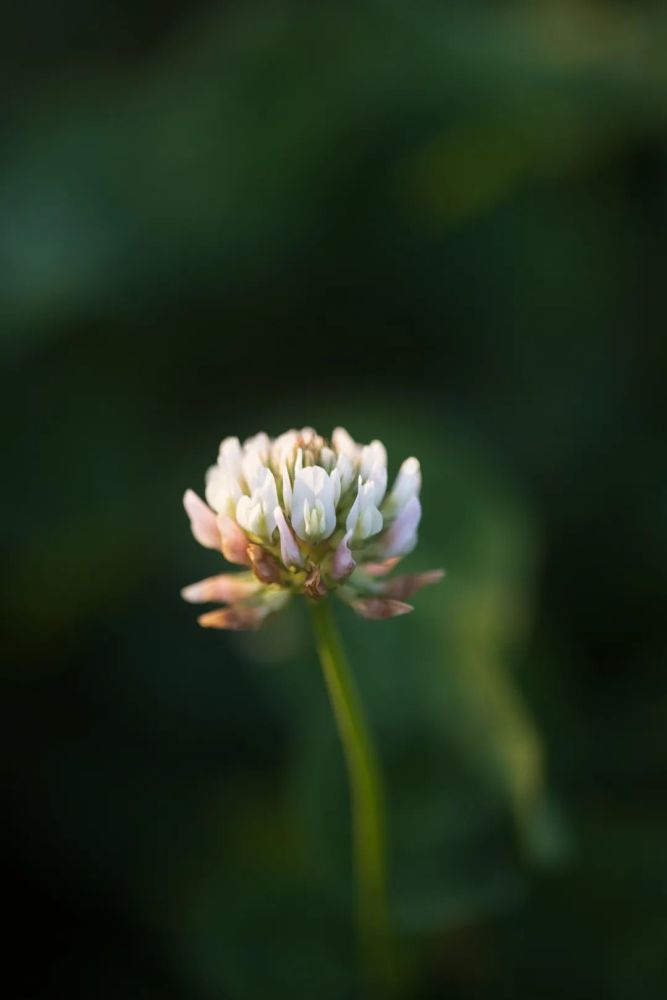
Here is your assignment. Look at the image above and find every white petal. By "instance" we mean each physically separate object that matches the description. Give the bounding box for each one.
[218,436,243,472]
[291,466,337,541]
[346,478,383,541]
[274,506,303,567]
[271,430,299,471]
[360,440,387,480]
[382,496,421,557]
[336,452,356,491]
[236,495,264,536]
[241,450,265,490]
[388,457,421,511]
[254,467,279,538]
[330,467,341,506]
[282,464,293,514]
[243,431,271,460]
[346,477,362,535]
[367,465,387,506]
[205,464,241,515]
[290,478,309,538]
[359,440,388,505]
[359,502,383,538]
[332,426,361,461]
[320,446,336,471]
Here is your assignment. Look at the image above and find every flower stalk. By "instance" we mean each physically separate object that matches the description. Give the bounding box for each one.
[310,598,391,994]
[181,425,444,993]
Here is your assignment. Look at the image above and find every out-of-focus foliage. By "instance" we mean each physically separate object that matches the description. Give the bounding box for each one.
[2,2,666,998]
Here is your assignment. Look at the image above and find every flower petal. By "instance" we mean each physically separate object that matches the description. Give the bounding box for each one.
[386,457,421,512]
[291,466,337,541]
[332,530,356,580]
[183,490,222,550]
[282,464,293,514]
[236,495,264,536]
[362,557,402,577]
[197,605,266,630]
[381,496,421,557]
[181,573,260,604]
[332,426,361,462]
[346,477,383,540]
[381,569,445,600]
[217,514,251,565]
[360,440,388,505]
[274,506,303,568]
[351,598,414,620]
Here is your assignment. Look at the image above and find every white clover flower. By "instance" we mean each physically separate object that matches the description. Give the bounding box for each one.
[182,426,443,628]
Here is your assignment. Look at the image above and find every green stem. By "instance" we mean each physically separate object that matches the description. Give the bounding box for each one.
[310,598,391,993]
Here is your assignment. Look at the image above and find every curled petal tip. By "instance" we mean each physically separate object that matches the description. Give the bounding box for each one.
[197,605,265,630]
[362,557,401,577]
[382,568,445,601]
[351,598,414,620]
[181,574,259,605]
[181,582,204,603]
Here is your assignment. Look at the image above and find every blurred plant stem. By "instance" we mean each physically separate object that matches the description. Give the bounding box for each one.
[310,599,393,996]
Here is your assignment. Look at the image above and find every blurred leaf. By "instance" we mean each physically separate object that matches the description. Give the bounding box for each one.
[2,3,666,352]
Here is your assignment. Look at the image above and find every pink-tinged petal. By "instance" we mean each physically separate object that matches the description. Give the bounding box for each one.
[381,496,422,558]
[247,544,282,584]
[362,557,401,577]
[351,598,414,620]
[274,506,303,568]
[217,513,251,565]
[332,530,356,580]
[198,605,267,630]
[183,489,222,550]
[382,569,445,600]
[181,574,260,604]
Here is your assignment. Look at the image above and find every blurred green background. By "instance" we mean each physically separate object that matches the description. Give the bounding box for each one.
[2,1,666,997]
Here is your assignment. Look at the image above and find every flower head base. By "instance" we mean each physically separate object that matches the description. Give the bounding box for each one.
[182,427,443,629]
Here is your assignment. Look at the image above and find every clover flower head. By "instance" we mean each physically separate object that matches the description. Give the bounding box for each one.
[182,426,443,629]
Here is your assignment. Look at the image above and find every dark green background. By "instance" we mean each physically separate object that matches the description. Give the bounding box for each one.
[2,2,666,998]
